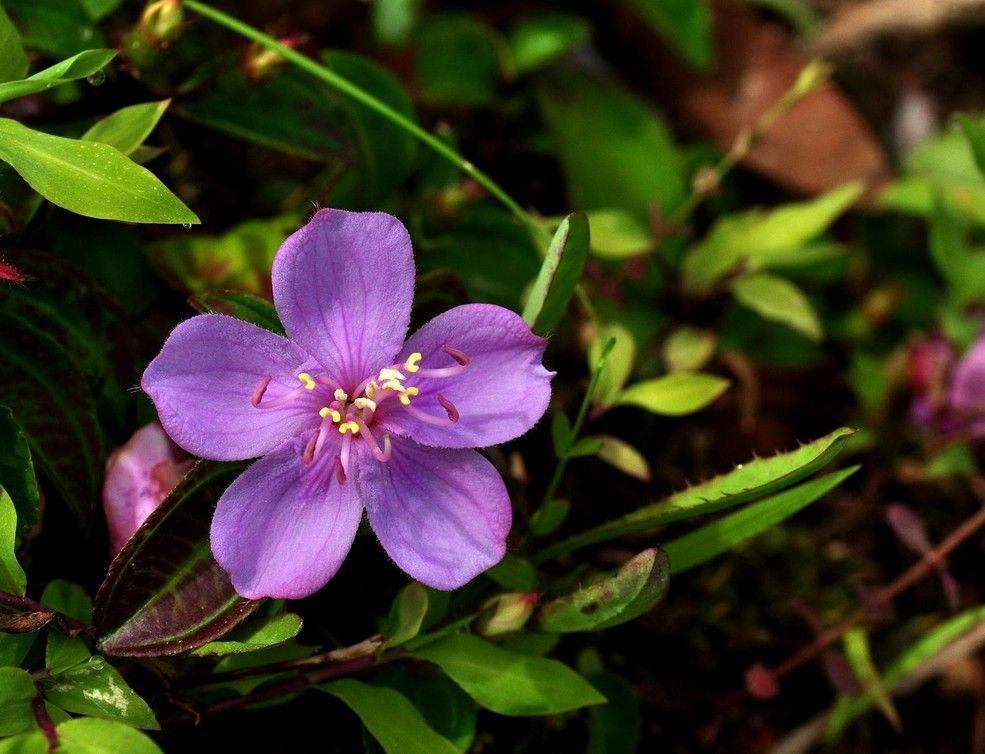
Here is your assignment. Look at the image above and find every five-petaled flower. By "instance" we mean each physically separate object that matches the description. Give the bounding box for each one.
[142,209,553,599]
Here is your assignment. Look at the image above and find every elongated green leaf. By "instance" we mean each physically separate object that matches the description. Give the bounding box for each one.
[0,49,115,104]
[539,427,855,560]
[841,628,899,731]
[42,580,91,673]
[731,272,823,341]
[538,549,669,632]
[0,667,36,737]
[320,679,460,754]
[0,119,198,224]
[0,488,25,595]
[0,407,40,536]
[618,0,712,68]
[83,100,170,157]
[3,0,104,57]
[42,656,158,729]
[522,212,589,334]
[412,633,606,716]
[189,290,285,335]
[664,466,858,573]
[827,605,985,737]
[94,462,258,657]
[383,582,429,649]
[0,5,28,83]
[617,373,729,416]
[957,114,985,178]
[192,612,302,656]
[587,671,642,754]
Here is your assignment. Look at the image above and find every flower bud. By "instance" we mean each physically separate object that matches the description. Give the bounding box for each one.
[139,0,183,45]
[473,592,538,637]
[103,423,191,556]
[244,38,300,82]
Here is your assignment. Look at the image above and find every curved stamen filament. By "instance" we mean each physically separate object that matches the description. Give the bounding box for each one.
[251,375,272,407]
[354,417,391,462]
[253,382,308,410]
[405,404,458,427]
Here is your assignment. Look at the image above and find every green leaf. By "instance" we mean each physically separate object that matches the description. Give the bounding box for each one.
[539,427,855,560]
[928,195,985,307]
[41,579,91,674]
[42,656,158,729]
[0,119,198,224]
[0,49,115,104]
[94,462,258,657]
[841,628,900,731]
[189,290,285,335]
[731,272,823,341]
[0,4,28,83]
[192,612,303,656]
[537,65,686,216]
[661,326,715,373]
[0,667,35,736]
[585,209,653,260]
[827,606,985,737]
[78,0,124,21]
[411,633,606,715]
[383,582,429,649]
[957,114,985,177]
[586,671,642,754]
[83,100,170,157]
[0,488,25,595]
[567,436,604,458]
[508,12,590,75]
[551,412,573,458]
[596,436,651,482]
[2,0,104,58]
[529,498,571,536]
[416,14,501,106]
[590,323,636,407]
[522,212,589,334]
[618,0,712,69]
[58,717,163,754]
[538,548,669,632]
[372,0,421,46]
[320,679,460,754]
[617,372,729,416]
[485,555,537,592]
[664,466,858,574]
[683,182,862,291]
[0,407,40,536]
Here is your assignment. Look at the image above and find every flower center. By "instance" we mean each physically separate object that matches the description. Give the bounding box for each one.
[250,346,469,478]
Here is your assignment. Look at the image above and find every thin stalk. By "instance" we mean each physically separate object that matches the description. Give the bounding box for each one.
[183,0,546,241]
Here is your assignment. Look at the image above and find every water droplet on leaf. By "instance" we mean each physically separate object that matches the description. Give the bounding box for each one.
[87,70,106,86]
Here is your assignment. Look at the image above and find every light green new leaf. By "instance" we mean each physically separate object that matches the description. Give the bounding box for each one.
[0,119,198,224]
[412,633,606,715]
[320,679,460,754]
[590,323,636,407]
[617,373,729,416]
[597,436,651,482]
[538,549,669,632]
[383,582,429,648]
[731,272,823,341]
[538,427,855,561]
[42,655,158,729]
[0,667,35,737]
[841,628,900,732]
[523,213,589,334]
[0,49,115,104]
[83,100,170,157]
[664,466,858,573]
[4,717,165,754]
[662,326,716,373]
[508,12,590,75]
[192,612,303,656]
[585,208,653,259]
[0,488,25,595]
[0,5,28,83]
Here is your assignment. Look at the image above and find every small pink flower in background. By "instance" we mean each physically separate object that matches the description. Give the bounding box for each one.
[909,332,985,439]
[103,423,192,556]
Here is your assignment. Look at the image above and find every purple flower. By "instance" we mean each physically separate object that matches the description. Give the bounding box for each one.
[142,209,553,599]
[909,332,985,439]
[103,422,192,556]
[950,334,985,438]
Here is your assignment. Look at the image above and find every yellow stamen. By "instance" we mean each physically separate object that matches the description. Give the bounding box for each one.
[379,368,405,382]
[365,381,378,399]
[404,353,422,373]
[338,421,360,435]
[334,388,349,402]
[399,386,419,406]
[382,379,405,392]
[298,372,316,390]
[319,407,341,422]
[354,397,377,411]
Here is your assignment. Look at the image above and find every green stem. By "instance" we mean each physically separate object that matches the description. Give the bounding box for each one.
[539,337,616,509]
[183,0,545,240]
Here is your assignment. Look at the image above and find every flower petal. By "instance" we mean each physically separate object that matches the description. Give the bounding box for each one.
[142,314,316,461]
[272,209,415,390]
[357,437,511,589]
[950,335,985,436]
[211,433,363,599]
[382,304,553,448]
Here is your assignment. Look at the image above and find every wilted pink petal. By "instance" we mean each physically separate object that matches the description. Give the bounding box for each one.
[886,504,961,611]
[103,423,192,556]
